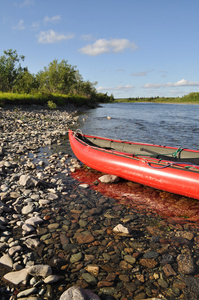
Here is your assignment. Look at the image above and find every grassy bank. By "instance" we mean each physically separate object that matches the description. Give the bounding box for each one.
[0,92,100,108]
[115,92,199,104]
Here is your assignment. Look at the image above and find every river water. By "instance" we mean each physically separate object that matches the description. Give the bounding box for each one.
[56,102,199,224]
[76,102,199,150]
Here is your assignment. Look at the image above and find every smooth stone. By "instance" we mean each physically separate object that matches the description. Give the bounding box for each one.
[21,203,35,215]
[44,275,63,283]
[40,233,52,241]
[79,184,89,189]
[99,287,116,295]
[76,232,95,244]
[79,219,88,227]
[18,175,39,187]
[39,199,50,206]
[47,193,59,200]
[59,286,100,300]
[70,252,83,263]
[81,273,97,285]
[28,265,52,278]
[0,216,8,225]
[124,255,136,265]
[25,216,43,226]
[0,242,7,251]
[48,223,59,230]
[0,254,13,268]
[22,223,35,233]
[113,224,130,234]
[98,175,119,183]
[85,264,99,277]
[3,268,29,285]
[143,250,159,259]
[24,238,40,249]
[17,287,38,298]
[8,245,23,256]
[17,297,41,300]
[157,278,168,288]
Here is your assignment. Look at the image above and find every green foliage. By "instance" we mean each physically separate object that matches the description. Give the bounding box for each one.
[0,48,113,106]
[0,49,26,92]
[47,100,57,109]
[115,93,199,104]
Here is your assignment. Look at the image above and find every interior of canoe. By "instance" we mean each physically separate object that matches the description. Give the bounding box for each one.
[78,134,199,165]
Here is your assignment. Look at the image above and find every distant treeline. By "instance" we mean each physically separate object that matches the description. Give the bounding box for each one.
[0,49,114,107]
[115,93,199,104]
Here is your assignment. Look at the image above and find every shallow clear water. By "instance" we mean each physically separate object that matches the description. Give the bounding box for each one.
[77,102,199,150]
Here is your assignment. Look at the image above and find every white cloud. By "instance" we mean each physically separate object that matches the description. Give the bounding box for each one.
[16,0,34,7]
[144,79,199,89]
[13,19,25,30]
[44,15,61,25]
[131,71,149,77]
[80,34,94,41]
[37,30,74,44]
[79,38,137,56]
[32,21,40,30]
[23,0,34,6]
[97,85,134,92]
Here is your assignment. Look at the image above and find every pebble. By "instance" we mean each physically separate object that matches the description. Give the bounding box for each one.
[0,105,199,300]
[59,286,100,300]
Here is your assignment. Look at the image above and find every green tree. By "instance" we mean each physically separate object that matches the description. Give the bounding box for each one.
[36,59,80,94]
[14,70,38,93]
[0,49,26,92]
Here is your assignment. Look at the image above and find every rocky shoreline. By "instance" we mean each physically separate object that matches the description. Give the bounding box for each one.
[0,105,199,300]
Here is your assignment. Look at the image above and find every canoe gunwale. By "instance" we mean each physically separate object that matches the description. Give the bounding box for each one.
[72,131,199,171]
[68,130,199,200]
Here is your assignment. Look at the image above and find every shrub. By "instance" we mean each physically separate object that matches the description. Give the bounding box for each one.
[47,100,57,109]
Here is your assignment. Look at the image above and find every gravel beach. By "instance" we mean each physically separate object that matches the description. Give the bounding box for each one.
[0,105,199,300]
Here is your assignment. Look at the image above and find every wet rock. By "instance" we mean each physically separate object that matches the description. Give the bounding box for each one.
[139,258,158,268]
[162,263,177,276]
[177,253,195,274]
[160,253,174,265]
[81,273,97,285]
[85,264,99,277]
[185,276,199,294]
[124,255,136,265]
[70,252,83,263]
[98,175,119,183]
[76,232,95,244]
[113,224,130,234]
[175,230,194,241]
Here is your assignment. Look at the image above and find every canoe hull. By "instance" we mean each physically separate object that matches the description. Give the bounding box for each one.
[68,130,199,200]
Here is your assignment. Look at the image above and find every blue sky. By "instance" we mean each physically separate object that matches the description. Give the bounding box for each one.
[1,0,199,98]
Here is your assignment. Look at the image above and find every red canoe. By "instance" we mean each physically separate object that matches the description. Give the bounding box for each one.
[68,129,199,200]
